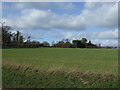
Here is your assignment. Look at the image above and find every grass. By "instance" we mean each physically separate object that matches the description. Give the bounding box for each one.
[2,63,118,88]
[2,48,119,88]
[3,48,118,74]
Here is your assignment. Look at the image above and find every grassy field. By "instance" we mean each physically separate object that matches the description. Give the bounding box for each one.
[2,48,118,88]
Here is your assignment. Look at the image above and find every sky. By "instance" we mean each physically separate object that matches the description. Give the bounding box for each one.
[2,2,118,46]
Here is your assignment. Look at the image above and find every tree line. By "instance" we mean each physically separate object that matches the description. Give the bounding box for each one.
[53,38,99,48]
[1,24,99,48]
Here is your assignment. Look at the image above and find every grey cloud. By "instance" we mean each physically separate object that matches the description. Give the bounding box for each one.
[5,2,77,12]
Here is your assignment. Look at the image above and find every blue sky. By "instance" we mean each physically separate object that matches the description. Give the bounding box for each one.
[2,2,118,46]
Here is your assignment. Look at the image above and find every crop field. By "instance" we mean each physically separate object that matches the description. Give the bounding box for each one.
[2,48,119,88]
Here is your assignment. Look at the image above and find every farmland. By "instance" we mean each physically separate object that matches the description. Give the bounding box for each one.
[2,48,118,88]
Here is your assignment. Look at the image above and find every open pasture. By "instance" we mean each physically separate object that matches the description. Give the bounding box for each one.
[3,48,118,74]
[2,48,118,88]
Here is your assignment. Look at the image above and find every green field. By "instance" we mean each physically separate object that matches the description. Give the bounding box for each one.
[2,48,119,88]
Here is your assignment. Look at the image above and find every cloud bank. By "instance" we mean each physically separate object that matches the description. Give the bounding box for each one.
[4,2,118,30]
[2,2,118,46]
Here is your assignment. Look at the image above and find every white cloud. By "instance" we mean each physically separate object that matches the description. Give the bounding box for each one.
[54,2,77,11]
[92,39,118,46]
[81,2,118,28]
[71,29,118,46]
[6,9,85,30]
[76,29,118,46]
[76,29,118,40]
[3,2,118,46]
[76,32,89,39]
[4,2,118,30]
[92,29,118,39]
[63,32,73,40]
